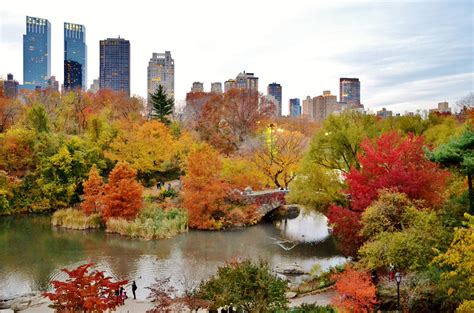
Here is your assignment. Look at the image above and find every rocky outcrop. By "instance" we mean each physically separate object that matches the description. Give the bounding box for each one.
[0,292,45,312]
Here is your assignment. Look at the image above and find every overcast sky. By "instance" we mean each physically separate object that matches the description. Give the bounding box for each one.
[1,0,473,114]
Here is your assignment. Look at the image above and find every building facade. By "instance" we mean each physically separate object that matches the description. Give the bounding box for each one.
[224,79,236,92]
[377,107,393,118]
[99,38,130,96]
[235,71,258,91]
[89,78,99,93]
[289,98,301,117]
[302,96,313,118]
[23,16,51,89]
[147,51,174,108]
[312,90,338,122]
[211,82,222,93]
[3,74,19,98]
[191,82,204,92]
[339,77,361,107]
[64,22,87,90]
[267,82,282,117]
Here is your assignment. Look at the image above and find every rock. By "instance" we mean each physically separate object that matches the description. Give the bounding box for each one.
[285,291,297,299]
[275,263,306,275]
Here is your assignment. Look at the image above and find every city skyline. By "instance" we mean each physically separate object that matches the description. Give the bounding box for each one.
[1,0,472,114]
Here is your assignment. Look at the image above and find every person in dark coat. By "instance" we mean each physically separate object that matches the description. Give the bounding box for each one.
[132,281,137,300]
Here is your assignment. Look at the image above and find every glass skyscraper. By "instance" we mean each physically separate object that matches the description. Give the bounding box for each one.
[64,22,87,90]
[99,38,130,96]
[339,78,361,107]
[267,82,282,116]
[289,98,301,117]
[23,16,51,89]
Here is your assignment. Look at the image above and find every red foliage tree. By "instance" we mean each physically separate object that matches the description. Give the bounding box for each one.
[44,263,127,313]
[332,265,378,313]
[81,165,104,215]
[327,205,364,256]
[102,162,143,220]
[346,132,449,211]
[182,145,230,229]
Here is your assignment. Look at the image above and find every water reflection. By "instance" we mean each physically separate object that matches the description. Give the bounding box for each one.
[0,210,346,299]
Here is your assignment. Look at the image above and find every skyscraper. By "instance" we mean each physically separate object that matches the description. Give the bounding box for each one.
[23,16,51,89]
[147,51,174,106]
[64,22,87,90]
[289,98,301,117]
[100,38,130,96]
[211,82,222,94]
[3,74,19,98]
[224,79,236,92]
[312,90,338,122]
[267,83,282,116]
[191,82,204,92]
[339,78,360,107]
[235,71,258,91]
[302,96,313,118]
[64,60,82,90]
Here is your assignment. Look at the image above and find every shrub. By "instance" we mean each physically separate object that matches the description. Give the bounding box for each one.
[287,304,336,313]
[51,208,102,229]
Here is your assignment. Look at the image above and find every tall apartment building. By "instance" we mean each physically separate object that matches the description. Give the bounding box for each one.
[99,37,130,96]
[312,90,338,122]
[302,96,313,118]
[224,79,236,92]
[267,83,282,116]
[147,51,174,106]
[339,78,361,107]
[211,82,222,93]
[289,98,301,117]
[191,82,204,92]
[224,71,258,93]
[23,16,51,89]
[3,74,19,98]
[64,22,87,90]
[89,78,100,93]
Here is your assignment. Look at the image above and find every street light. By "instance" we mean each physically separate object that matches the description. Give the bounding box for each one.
[395,272,401,311]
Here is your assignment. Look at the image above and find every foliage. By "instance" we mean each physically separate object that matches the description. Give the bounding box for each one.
[0,96,21,133]
[51,208,102,229]
[347,132,449,211]
[106,206,188,240]
[359,206,449,271]
[221,156,266,190]
[44,263,127,313]
[331,265,378,313]
[287,304,336,313]
[432,213,474,306]
[250,128,307,188]
[149,85,174,125]
[196,259,288,312]
[81,165,104,215]
[327,205,364,256]
[306,111,380,173]
[102,162,143,220]
[182,145,229,229]
[25,104,50,133]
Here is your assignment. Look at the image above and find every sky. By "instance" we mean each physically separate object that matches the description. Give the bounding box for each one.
[1,0,473,114]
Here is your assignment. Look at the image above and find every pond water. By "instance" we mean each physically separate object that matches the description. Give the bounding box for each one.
[0,209,346,299]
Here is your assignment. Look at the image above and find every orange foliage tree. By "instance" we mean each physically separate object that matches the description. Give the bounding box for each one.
[44,263,127,313]
[182,145,230,229]
[332,265,378,313]
[102,162,143,220]
[81,165,104,215]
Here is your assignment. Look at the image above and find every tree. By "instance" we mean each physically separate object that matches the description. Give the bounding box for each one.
[456,92,474,110]
[102,162,143,220]
[347,132,449,211]
[81,165,104,215]
[250,128,307,188]
[428,126,474,213]
[149,85,174,125]
[181,145,229,229]
[25,104,50,133]
[196,259,288,312]
[0,96,21,133]
[331,265,378,313]
[432,213,474,308]
[326,205,364,256]
[44,263,127,313]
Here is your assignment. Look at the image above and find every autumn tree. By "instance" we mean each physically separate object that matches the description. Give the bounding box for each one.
[81,165,105,215]
[149,85,174,125]
[249,128,307,188]
[102,162,143,220]
[44,263,127,313]
[346,132,449,211]
[182,144,229,229]
[331,265,378,313]
[0,96,21,133]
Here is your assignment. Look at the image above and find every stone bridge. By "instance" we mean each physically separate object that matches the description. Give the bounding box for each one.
[242,188,289,217]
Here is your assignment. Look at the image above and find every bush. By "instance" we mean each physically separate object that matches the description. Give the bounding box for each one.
[287,304,336,313]
[51,208,102,229]
[106,205,188,240]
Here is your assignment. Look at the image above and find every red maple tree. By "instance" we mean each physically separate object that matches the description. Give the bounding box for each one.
[327,205,364,256]
[44,263,127,313]
[332,265,378,313]
[346,132,449,211]
[102,162,143,220]
[81,165,104,215]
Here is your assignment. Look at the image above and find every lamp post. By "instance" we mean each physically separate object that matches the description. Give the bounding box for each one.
[395,272,401,311]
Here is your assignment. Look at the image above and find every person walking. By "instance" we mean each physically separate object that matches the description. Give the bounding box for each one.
[132,281,137,300]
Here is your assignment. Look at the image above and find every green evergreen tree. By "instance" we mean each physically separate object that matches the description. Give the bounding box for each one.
[148,85,174,125]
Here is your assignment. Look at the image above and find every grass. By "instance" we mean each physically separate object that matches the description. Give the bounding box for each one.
[51,208,102,230]
[106,205,188,240]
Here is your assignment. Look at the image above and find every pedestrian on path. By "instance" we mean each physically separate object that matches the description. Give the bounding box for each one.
[132,281,137,300]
